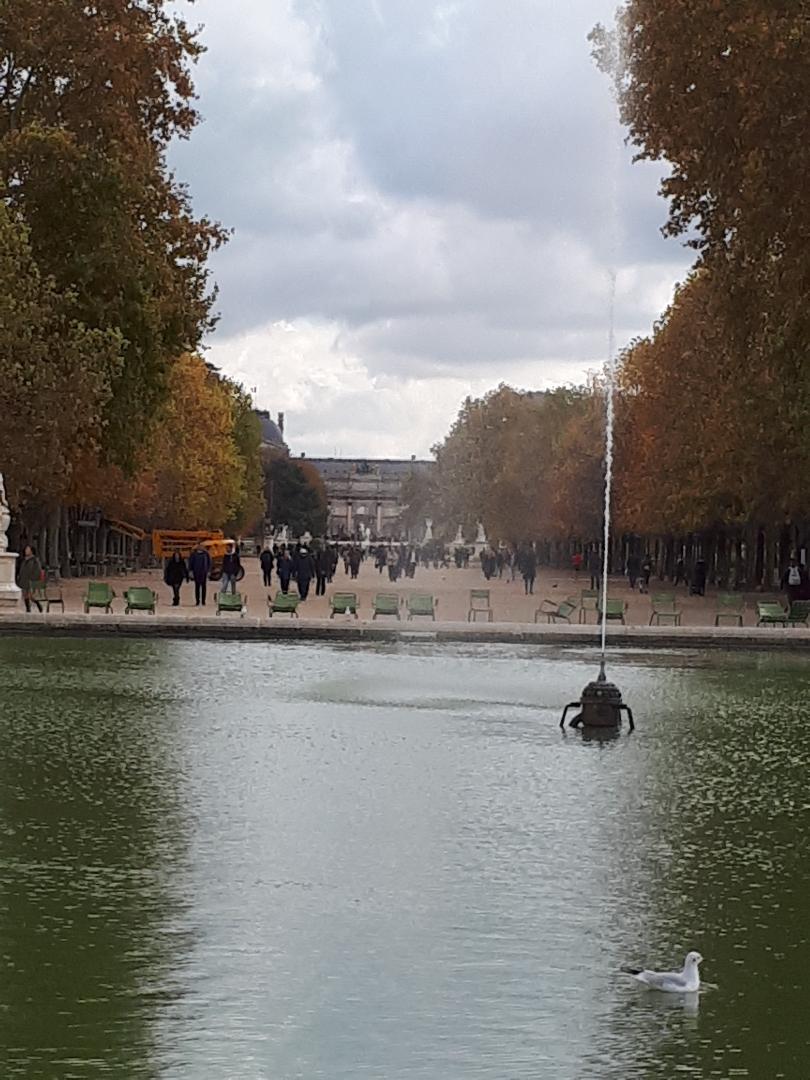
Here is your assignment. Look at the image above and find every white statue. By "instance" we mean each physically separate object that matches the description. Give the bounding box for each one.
[423,517,434,544]
[475,521,487,545]
[0,474,10,554]
[453,524,464,547]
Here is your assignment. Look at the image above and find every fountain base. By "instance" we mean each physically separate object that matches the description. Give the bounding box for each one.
[560,660,634,731]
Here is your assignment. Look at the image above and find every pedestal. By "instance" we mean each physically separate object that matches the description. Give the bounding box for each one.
[0,551,21,610]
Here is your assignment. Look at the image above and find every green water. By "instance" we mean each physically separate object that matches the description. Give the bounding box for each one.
[1,638,809,1078]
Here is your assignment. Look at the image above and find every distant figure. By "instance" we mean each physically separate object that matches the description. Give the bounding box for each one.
[164,551,189,607]
[640,556,653,593]
[276,548,293,594]
[782,557,805,605]
[17,545,43,612]
[375,545,387,575]
[626,553,641,590]
[315,546,331,596]
[690,558,707,597]
[296,546,315,600]
[259,546,274,587]
[188,542,212,606]
[519,545,537,595]
[673,556,686,587]
[348,546,362,580]
[220,542,242,594]
[572,551,583,574]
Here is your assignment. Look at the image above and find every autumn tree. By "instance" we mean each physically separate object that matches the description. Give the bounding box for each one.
[0,0,226,469]
[0,201,122,513]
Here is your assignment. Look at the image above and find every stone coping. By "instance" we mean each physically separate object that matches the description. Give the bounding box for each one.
[1,613,809,650]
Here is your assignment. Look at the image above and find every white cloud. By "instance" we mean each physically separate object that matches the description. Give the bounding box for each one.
[173,0,690,457]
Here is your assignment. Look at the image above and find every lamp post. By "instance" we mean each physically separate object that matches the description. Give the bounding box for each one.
[0,474,22,609]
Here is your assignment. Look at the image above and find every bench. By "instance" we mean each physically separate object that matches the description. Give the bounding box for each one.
[756,602,788,627]
[536,599,577,624]
[598,598,626,624]
[468,589,493,623]
[268,591,299,618]
[216,591,247,617]
[649,593,681,626]
[330,592,358,618]
[715,593,745,627]
[407,594,437,620]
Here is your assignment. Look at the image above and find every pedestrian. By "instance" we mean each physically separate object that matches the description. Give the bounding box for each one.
[188,542,212,606]
[674,556,686,587]
[782,556,805,605]
[690,558,707,597]
[640,555,652,593]
[17,545,43,612]
[296,546,315,600]
[348,545,362,579]
[626,552,640,590]
[259,545,274,587]
[572,551,583,574]
[164,550,189,607]
[277,548,293,593]
[220,541,242,595]
[519,545,537,595]
[315,545,331,596]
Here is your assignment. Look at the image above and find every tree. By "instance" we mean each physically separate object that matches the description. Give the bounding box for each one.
[263,458,328,538]
[0,201,121,513]
[0,1,227,469]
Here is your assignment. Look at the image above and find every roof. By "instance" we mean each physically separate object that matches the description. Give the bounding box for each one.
[306,457,433,480]
[255,410,286,449]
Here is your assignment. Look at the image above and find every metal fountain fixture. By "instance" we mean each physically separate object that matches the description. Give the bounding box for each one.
[560,658,634,732]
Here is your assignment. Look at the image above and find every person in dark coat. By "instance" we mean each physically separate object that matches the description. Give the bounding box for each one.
[781,557,805,605]
[276,548,293,594]
[348,546,362,579]
[626,553,640,590]
[519,545,537,595]
[673,556,686,587]
[315,546,331,596]
[690,558,707,597]
[296,546,315,600]
[164,551,189,607]
[187,542,212,606]
[220,543,242,595]
[17,545,43,612]
[259,546,274,587]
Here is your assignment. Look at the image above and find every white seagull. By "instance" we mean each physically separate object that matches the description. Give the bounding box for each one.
[621,951,703,993]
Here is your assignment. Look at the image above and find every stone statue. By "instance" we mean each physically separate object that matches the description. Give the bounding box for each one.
[423,518,433,544]
[475,521,487,545]
[453,524,464,547]
[0,473,10,554]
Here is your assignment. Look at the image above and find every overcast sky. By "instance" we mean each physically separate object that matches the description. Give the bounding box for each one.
[171,0,690,459]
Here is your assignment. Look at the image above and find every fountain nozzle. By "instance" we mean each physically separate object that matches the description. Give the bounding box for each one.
[559,659,634,732]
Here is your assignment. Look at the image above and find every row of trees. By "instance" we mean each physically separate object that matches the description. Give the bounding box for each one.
[410,2,809,587]
[1,1,263,546]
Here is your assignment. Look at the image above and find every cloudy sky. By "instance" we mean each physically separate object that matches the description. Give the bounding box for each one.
[171,0,690,459]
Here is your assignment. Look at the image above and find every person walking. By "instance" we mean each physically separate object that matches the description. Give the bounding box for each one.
[519,545,537,595]
[296,546,315,600]
[626,552,640,590]
[782,557,805,605]
[17,545,43,612]
[276,548,293,594]
[348,545,362,580]
[164,551,189,607]
[220,542,242,595]
[673,556,686,587]
[259,546,274,588]
[188,542,212,606]
[315,545,331,596]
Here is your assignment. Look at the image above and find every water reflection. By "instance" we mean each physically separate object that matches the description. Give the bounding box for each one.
[0,639,191,1078]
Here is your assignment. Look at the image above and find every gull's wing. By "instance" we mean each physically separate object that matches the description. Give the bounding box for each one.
[634,969,690,992]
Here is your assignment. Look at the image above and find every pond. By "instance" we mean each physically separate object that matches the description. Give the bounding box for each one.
[1,637,809,1078]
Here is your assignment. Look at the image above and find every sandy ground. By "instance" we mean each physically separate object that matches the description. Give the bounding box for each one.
[35,558,783,627]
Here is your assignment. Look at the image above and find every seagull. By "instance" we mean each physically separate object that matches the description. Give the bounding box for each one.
[621,951,703,993]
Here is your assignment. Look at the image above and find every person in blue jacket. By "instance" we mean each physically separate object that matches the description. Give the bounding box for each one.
[188,542,212,606]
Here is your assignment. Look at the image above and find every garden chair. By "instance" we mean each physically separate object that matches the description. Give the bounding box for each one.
[579,589,599,624]
[756,602,788,627]
[786,600,810,627]
[330,592,359,618]
[216,591,247,617]
[268,591,299,618]
[714,593,745,627]
[649,593,682,626]
[598,598,626,624]
[123,587,157,614]
[83,581,115,614]
[407,594,437,620]
[372,593,401,620]
[468,589,493,623]
[31,577,64,613]
[535,599,576,624]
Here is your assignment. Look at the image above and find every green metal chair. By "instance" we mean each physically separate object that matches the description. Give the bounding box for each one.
[268,591,299,618]
[649,593,681,626]
[468,589,493,623]
[579,589,599,624]
[216,591,247,617]
[756,602,788,627]
[536,599,577,624]
[372,593,401,620]
[407,594,437,620]
[83,581,115,613]
[123,587,157,614]
[330,592,359,618]
[715,593,745,627]
[598,598,626,624]
[786,600,810,627]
